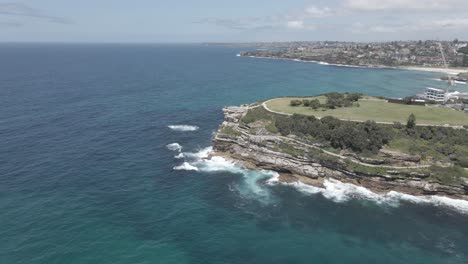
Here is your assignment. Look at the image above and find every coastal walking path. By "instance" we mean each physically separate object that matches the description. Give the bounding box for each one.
[231,124,433,170]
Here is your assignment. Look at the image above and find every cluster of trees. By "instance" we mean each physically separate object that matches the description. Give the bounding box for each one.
[289,93,362,109]
[406,116,468,166]
[275,114,392,153]
[290,99,321,109]
[394,114,468,166]
[272,112,468,166]
[324,92,362,109]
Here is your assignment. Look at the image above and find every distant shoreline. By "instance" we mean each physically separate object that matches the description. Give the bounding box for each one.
[240,54,468,75]
[399,66,467,75]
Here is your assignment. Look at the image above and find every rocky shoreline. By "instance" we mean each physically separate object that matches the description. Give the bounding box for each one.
[213,104,468,201]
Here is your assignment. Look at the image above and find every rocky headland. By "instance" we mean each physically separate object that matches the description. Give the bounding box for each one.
[212,104,468,200]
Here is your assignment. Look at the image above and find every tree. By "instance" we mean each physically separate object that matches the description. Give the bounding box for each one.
[346,93,362,102]
[290,100,302,106]
[310,99,321,109]
[407,113,416,129]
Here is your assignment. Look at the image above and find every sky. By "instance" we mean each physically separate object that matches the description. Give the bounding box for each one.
[1,0,468,42]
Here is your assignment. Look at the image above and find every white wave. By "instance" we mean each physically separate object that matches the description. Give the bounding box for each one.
[330,63,362,68]
[279,178,468,213]
[288,181,323,195]
[178,147,246,174]
[236,54,241,57]
[168,125,199,131]
[235,170,278,204]
[173,146,277,204]
[173,162,199,171]
[430,78,467,85]
[172,145,468,213]
[174,153,185,159]
[166,143,182,152]
[426,196,468,214]
[196,156,242,173]
[179,147,212,160]
[266,173,280,185]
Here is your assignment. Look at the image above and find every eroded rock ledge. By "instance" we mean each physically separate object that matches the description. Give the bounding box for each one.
[213,105,468,200]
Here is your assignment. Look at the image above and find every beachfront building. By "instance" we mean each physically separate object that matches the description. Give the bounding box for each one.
[424,87,446,102]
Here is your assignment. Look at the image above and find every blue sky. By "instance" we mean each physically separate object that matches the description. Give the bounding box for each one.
[1,0,468,42]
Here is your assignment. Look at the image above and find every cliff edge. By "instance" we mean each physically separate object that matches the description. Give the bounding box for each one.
[213,104,468,200]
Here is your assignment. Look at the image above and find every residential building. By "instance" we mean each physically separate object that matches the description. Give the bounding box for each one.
[424,87,446,102]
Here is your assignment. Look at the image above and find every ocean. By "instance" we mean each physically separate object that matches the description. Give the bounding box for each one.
[1,43,467,264]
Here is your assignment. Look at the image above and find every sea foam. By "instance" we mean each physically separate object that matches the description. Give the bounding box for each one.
[172,146,277,204]
[168,125,199,131]
[170,144,468,213]
[171,147,241,173]
[271,178,468,214]
[173,162,199,171]
[166,143,182,152]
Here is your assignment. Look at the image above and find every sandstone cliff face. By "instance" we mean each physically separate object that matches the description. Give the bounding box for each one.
[213,105,468,199]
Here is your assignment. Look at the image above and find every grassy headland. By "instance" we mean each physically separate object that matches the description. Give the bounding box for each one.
[265,96,468,126]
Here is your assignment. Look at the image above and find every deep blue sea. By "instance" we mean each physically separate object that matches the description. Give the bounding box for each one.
[1,44,468,264]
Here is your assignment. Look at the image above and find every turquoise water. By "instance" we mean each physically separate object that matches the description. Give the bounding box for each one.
[1,44,467,264]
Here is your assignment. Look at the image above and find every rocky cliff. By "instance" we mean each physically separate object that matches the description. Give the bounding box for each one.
[213,105,468,200]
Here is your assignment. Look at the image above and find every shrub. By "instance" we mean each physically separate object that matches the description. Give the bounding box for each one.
[346,93,362,102]
[392,121,403,129]
[290,100,302,106]
[310,99,321,109]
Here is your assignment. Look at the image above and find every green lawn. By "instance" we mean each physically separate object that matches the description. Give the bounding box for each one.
[265,97,468,126]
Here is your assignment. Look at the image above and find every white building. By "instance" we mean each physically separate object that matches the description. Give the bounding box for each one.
[424,87,446,102]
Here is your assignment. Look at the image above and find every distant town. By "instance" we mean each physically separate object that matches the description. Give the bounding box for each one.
[208,40,468,111]
[221,40,468,68]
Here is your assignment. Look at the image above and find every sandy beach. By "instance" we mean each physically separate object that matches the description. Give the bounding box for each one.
[244,54,468,75]
[400,66,468,75]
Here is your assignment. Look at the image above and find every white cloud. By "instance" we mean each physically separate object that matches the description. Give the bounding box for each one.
[287,20,304,29]
[0,3,70,24]
[304,6,333,18]
[345,0,465,11]
[195,0,468,39]
[431,18,468,27]
[369,25,399,33]
[353,17,468,34]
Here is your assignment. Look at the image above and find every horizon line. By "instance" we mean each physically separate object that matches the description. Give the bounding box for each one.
[0,39,466,45]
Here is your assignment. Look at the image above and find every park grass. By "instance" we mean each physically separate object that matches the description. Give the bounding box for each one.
[265,97,468,126]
